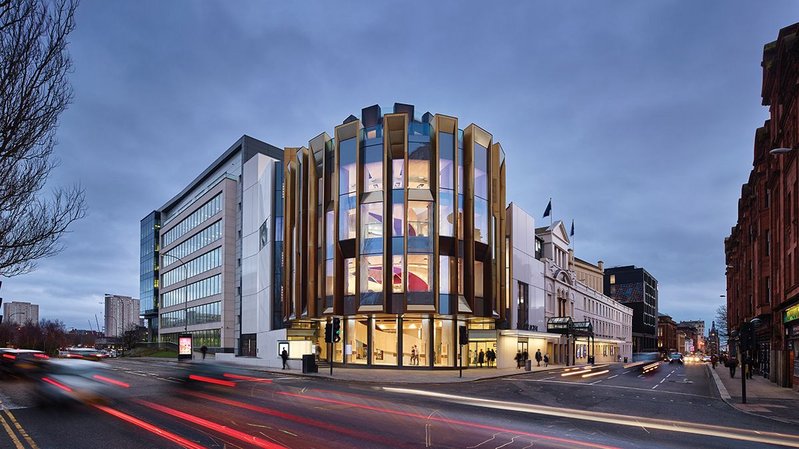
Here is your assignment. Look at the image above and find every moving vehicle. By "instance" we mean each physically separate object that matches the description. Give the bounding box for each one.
[0,349,49,377]
[34,359,127,405]
[59,347,108,361]
[668,353,684,364]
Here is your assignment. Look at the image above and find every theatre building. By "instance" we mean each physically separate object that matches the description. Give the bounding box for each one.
[281,103,508,368]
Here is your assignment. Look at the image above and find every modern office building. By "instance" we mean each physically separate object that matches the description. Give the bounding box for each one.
[140,211,160,341]
[604,265,658,353]
[104,294,140,338]
[726,22,799,389]
[281,103,508,368]
[3,301,39,325]
[143,135,283,353]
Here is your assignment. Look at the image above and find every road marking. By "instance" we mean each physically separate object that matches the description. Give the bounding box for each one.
[505,378,713,398]
[623,370,631,374]
[2,408,38,449]
[0,412,25,449]
[542,376,556,380]
[608,375,618,379]
[659,378,666,384]
[637,374,643,378]
[590,380,603,385]
[652,384,659,389]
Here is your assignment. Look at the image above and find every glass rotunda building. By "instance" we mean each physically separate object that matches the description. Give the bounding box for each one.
[283,103,507,368]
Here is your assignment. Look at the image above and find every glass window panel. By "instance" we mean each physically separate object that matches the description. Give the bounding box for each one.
[362,143,383,193]
[339,194,357,240]
[439,190,454,237]
[345,258,356,296]
[407,254,432,293]
[339,138,357,194]
[346,318,368,364]
[457,195,464,239]
[360,202,383,254]
[392,159,404,189]
[457,138,464,195]
[439,132,455,190]
[434,319,454,367]
[474,143,488,199]
[392,194,404,238]
[360,255,383,294]
[325,259,334,296]
[408,141,431,190]
[392,256,404,293]
[408,201,433,253]
[474,198,489,244]
[458,257,464,295]
[373,318,398,366]
[325,210,334,259]
[439,255,451,294]
[402,318,429,367]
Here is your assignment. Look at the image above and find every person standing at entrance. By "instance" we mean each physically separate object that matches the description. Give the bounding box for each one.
[281,348,289,369]
[478,349,485,367]
[488,349,495,366]
[543,353,549,367]
[523,349,529,364]
[515,351,523,369]
[535,349,542,367]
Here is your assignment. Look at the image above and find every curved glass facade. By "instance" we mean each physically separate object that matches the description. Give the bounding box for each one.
[283,103,507,368]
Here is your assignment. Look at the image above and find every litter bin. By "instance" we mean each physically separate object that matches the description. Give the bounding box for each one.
[302,354,318,373]
[525,360,532,371]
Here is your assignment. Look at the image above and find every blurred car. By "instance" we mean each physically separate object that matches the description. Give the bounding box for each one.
[0,349,50,377]
[176,361,268,390]
[60,347,108,361]
[668,353,684,364]
[34,359,127,406]
[702,355,711,363]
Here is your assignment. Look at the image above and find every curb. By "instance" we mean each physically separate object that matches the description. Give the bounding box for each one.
[706,364,797,425]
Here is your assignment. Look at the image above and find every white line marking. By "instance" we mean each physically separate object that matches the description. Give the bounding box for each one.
[652,384,659,389]
[623,370,631,374]
[608,374,618,379]
[591,380,603,385]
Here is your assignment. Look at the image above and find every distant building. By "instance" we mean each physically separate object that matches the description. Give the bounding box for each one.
[3,301,39,325]
[707,321,720,356]
[604,265,658,353]
[678,320,705,353]
[657,313,678,355]
[677,322,699,354]
[104,294,140,338]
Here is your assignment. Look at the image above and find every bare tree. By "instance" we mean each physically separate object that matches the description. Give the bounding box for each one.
[715,304,728,344]
[0,0,85,277]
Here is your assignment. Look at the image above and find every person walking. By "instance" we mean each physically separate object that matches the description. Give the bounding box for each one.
[534,349,542,367]
[478,349,485,367]
[728,357,738,378]
[543,353,549,367]
[523,349,529,364]
[281,348,289,370]
[515,350,523,369]
[411,345,417,365]
[200,345,208,360]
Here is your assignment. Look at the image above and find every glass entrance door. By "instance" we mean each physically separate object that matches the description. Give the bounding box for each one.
[467,341,496,367]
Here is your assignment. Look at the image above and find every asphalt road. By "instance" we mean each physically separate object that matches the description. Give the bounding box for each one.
[0,359,797,449]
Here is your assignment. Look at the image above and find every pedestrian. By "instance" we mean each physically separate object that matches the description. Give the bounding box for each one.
[411,345,418,365]
[543,353,549,367]
[281,348,289,370]
[515,350,523,369]
[746,355,754,379]
[488,349,496,367]
[523,350,529,363]
[711,354,718,369]
[728,357,738,378]
[478,349,485,367]
[534,349,542,367]
[200,345,208,360]
[315,343,322,362]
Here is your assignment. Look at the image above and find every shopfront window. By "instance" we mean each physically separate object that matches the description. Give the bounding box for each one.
[361,202,383,254]
[362,141,383,193]
[339,138,357,195]
[402,318,429,367]
[346,317,368,364]
[373,318,398,366]
[339,194,356,240]
[434,319,454,367]
[408,201,433,252]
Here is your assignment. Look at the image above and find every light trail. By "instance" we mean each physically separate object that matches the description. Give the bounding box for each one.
[581,370,610,378]
[138,400,287,449]
[278,391,619,449]
[93,404,207,449]
[561,369,592,377]
[381,387,799,448]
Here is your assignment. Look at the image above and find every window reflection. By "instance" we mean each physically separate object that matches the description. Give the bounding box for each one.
[345,258,356,296]
[408,140,431,190]
[339,194,356,240]
[360,202,383,254]
[474,198,489,244]
[407,254,432,292]
[408,201,433,252]
[392,159,404,189]
[439,191,454,237]
[339,138,357,195]
[439,132,455,190]
[393,255,404,293]
[474,142,488,199]
[362,142,383,193]
[360,255,383,305]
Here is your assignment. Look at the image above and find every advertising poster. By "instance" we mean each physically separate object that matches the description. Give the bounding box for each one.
[178,334,193,360]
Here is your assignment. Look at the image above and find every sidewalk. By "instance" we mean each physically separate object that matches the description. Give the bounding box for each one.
[709,363,799,423]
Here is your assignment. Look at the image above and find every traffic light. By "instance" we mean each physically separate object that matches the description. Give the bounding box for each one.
[324,324,332,343]
[332,317,341,343]
[459,325,468,345]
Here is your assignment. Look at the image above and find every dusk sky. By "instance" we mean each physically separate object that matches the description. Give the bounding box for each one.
[2,1,796,332]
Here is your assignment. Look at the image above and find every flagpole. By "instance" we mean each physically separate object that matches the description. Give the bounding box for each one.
[549,197,552,228]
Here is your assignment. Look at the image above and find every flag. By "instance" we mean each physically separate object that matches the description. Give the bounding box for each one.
[543,199,551,218]
[570,219,574,236]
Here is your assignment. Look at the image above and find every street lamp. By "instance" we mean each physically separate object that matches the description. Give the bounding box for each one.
[769,147,794,155]
[161,253,189,333]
